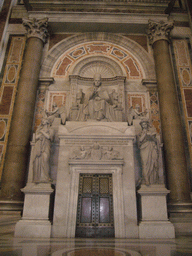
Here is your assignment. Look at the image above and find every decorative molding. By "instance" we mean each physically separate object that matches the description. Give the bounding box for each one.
[68,160,124,165]
[142,79,157,90]
[27,0,172,14]
[22,18,49,44]
[69,75,126,82]
[63,139,131,145]
[148,20,174,45]
[38,77,54,89]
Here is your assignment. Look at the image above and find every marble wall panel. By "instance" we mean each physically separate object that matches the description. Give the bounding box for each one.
[127,93,146,113]
[149,92,161,134]
[184,89,192,117]
[48,92,67,111]
[33,88,47,131]
[49,34,75,50]
[127,92,161,134]
[0,36,25,178]
[0,86,14,115]
[173,39,192,167]
[123,35,148,52]
[0,119,7,142]
[52,42,143,79]
[188,121,192,144]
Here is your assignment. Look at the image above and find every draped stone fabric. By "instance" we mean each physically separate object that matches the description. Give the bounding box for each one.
[138,121,159,185]
[33,119,54,183]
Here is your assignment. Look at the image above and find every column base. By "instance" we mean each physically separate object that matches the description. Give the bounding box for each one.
[168,201,192,213]
[168,202,192,236]
[52,224,67,238]
[15,219,52,238]
[139,221,175,239]
[0,200,23,212]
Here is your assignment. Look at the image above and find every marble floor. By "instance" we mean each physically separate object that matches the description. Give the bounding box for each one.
[0,214,192,256]
[0,234,192,256]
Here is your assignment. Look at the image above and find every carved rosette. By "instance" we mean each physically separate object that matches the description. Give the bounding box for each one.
[148,20,174,45]
[22,18,49,44]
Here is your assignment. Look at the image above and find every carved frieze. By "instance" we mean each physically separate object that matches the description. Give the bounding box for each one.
[70,142,123,161]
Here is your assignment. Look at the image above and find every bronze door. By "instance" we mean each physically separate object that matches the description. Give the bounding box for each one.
[76,173,114,238]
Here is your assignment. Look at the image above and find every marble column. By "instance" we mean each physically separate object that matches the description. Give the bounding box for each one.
[148,20,192,211]
[0,18,49,210]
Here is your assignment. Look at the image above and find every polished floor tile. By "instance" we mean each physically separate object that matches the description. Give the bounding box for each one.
[0,234,192,256]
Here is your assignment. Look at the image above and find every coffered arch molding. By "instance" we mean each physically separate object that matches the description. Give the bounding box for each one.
[40,32,155,79]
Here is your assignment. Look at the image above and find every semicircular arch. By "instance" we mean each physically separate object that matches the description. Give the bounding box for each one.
[40,33,155,79]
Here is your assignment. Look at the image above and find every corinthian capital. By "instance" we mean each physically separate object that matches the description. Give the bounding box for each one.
[148,20,174,45]
[23,18,49,44]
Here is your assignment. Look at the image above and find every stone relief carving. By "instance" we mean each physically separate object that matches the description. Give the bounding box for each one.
[147,20,174,45]
[137,118,160,185]
[70,142,123,161]
[70,73,123,122]
[23,18,49,43]
[127,104,148,126]
[33,114,54,183]
[102,146,123,160]
[70,146,91,160]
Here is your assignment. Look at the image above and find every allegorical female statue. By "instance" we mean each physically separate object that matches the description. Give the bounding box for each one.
[33,117,54,183]
[138,119,159,185]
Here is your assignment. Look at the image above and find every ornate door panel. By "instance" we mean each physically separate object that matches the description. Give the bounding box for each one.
[76,173,114,238]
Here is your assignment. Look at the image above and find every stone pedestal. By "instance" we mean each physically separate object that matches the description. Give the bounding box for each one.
[138,184,175,238]
[14,183,53,238]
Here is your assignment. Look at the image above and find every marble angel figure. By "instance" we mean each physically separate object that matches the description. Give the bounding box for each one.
[127,104,148,125]
[46,102,67,124]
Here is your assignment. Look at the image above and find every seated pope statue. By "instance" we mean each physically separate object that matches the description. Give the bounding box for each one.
[75,73,118,121]
[84,73,110,120]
